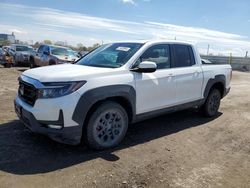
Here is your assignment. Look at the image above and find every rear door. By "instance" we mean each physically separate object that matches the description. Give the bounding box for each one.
[172,44,203,104]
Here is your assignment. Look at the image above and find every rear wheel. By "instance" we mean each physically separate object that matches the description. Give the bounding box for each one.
[85,101,128,150]
[202,88,221,117]
[49,60,56,65]
[4,63,12,68]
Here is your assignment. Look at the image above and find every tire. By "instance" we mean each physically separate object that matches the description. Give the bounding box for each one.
[5,63,12,68]
[49,60,56,65]
[202,88,221,117]
[29,60,36,68]
[85,101,128,150]
[13,57,18,67]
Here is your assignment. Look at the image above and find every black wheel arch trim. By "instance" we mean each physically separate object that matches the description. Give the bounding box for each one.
[72,85,136,127]
[203,74,226,99]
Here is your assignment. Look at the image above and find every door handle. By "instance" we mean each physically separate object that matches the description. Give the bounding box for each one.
[165,73,173,78]
[193,71,199,76]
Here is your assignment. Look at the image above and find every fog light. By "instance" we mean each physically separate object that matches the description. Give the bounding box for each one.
[48,124,62,129]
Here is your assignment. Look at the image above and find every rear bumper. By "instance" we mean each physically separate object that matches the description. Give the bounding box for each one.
[14,100,82,145]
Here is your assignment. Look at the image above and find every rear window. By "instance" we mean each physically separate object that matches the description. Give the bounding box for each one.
[50,47,70,56]
[173,44,195,67]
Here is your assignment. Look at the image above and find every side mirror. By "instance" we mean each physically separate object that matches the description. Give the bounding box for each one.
[43,51,50,55]
[132,61,157,73]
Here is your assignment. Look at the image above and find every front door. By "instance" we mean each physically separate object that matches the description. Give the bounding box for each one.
[134,44,176,114]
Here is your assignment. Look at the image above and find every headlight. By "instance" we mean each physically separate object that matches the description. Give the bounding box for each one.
[38,81,86,98]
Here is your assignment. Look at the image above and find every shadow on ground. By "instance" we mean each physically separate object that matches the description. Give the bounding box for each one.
[0,110,221,175]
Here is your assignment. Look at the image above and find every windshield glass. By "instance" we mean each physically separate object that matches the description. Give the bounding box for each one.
[16,46,29,51]
[77,43,143,68]
[67,50,77,56]
[28,47,33,52]
[51,47,71,56]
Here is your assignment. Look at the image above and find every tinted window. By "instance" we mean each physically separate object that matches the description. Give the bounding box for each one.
[38,45,44,53]
[173,44,194,67]
[50,47,70,56]
[139,44,171,69]
[43,46,49,53]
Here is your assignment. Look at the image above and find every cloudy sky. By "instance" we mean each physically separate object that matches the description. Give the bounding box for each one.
[0,0,250,56]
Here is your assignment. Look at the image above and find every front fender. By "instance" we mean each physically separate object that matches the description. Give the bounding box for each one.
[72,85,136,127]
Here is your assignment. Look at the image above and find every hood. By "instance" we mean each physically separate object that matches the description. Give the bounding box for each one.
[21,52,30,55]
[22,64,118,82]
[54,55,77,62]
[17,51,30,55]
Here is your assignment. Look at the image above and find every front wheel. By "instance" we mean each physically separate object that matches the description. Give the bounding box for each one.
[202,88,221,117]
[85,101,128,150]
[4,63,12,68]
[13,57,18,67]
[30,61,35,68]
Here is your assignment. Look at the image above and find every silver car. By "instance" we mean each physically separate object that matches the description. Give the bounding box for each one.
[10,44,34,66]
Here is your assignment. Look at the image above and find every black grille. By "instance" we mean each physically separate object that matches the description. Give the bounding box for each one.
[19,81,37,106]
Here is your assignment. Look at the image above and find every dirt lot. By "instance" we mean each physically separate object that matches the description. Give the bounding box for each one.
[0,66,250,188]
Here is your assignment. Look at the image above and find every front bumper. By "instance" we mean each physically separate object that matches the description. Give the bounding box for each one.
[17,55,30,62]
[14,97,82,145]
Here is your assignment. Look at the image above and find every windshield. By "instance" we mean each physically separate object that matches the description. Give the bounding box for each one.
[67,50,77,56]
[51,47,71,56]
[16,46,29,51]
[28,47,33,52]
[77,43,143,68]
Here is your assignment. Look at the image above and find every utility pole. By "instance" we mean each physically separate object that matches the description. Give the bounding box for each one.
[245,51,248,58]
[229,53,232,64]
[207,44,210,55]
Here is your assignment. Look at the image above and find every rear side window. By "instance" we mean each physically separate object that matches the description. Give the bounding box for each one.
[173,44,195,67]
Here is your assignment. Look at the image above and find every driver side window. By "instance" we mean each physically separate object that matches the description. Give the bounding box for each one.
[38,45,44,54]
[137,44,171,69]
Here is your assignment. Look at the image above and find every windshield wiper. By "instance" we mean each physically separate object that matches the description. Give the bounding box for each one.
[83,64,118,68]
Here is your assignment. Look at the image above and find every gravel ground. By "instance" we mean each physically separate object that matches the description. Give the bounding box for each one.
[0,66,250,188]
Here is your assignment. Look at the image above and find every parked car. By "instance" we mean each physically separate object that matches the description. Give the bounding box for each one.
[9,44,34,66]
[79,50,89,57]
[0,47,14,68]
[68,49,81,61]
[30,45,79,68]
[2,46,10,52]
[202,59,213,64]
[14,40,232,150]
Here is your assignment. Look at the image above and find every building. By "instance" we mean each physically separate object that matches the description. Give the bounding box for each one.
[0,33,16,43]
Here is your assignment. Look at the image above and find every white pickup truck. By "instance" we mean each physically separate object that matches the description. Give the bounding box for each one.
[14,40,232,150]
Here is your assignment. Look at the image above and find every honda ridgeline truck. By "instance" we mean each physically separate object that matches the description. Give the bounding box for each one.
[14,40,232,150]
